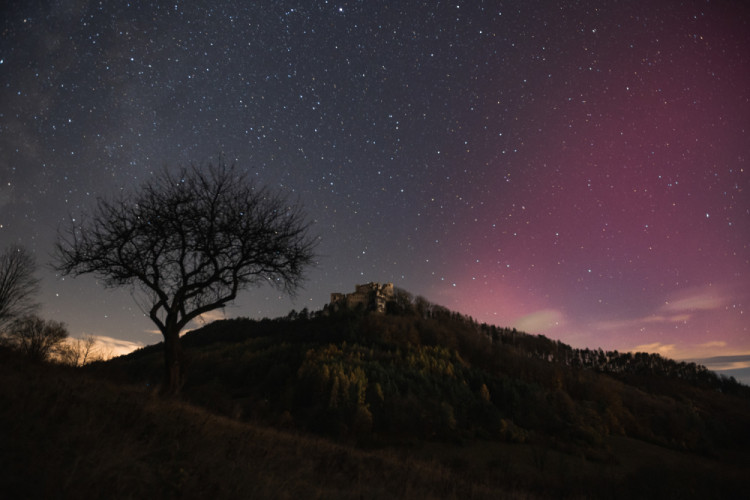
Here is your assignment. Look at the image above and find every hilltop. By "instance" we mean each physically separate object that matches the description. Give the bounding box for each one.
[3,289,750,498]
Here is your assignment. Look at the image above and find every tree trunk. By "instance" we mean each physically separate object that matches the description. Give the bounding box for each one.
[162,325,185,395]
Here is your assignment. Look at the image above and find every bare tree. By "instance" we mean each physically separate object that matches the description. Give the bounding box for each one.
[58,334,99,367]
[0,246,40,331]
[6,315,69,362]
[55,161,317,394]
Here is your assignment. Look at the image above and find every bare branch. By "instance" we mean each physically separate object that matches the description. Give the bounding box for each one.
[0,246,41,331]
[5,315,68,362]
[54,160,318,393]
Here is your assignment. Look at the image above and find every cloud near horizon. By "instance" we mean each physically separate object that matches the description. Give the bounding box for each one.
[689,354,750,372]
[633,342,677,357]
[662,287,725,313]
[142,309,227,338]
[592,285,727,334]
[513,309,565,334]
[194,309,226,324]
[628,340,750,363]
[698,341,727,349]
[91,335,143,358]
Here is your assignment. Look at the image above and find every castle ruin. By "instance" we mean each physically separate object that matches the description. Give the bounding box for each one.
[330,282,394,313]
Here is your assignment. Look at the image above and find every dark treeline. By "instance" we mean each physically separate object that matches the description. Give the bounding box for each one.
[393,287,746,396]
[387,287,746,396]
[480,324,746,395]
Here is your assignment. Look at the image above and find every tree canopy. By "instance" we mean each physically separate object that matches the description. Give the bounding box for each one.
[4,315,69,362]
[55,161,317,393]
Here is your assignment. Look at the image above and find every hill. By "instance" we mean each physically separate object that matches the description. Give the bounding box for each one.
[0,346,512,499]
[4,293,750,498]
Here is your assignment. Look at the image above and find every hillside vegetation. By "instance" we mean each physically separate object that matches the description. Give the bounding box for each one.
[4,293,750,498]
[1,346,512,499]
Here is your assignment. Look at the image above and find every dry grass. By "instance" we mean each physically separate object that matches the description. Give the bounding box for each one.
[3,349,747,499]
[0,352,532,500]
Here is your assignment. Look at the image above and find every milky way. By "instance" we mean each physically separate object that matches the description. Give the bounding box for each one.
[1,1,748,371]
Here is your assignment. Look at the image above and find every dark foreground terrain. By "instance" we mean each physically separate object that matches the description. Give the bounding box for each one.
[3,303,749,498]
[2,348,507,499]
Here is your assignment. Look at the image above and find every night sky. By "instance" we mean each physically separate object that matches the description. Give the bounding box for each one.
[1,1,748,377]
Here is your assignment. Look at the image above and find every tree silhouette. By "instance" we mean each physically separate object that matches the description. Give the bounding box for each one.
[55,161,317,394]
[0,245,40,332]
[58,334,100,367]
[5,315,68,362]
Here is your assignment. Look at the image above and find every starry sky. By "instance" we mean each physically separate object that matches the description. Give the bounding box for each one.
[1,1,748,375]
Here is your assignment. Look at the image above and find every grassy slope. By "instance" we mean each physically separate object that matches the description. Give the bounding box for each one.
[4,304,750,499]
[3,350,748,499]
[0,349,522,500]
